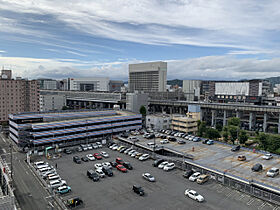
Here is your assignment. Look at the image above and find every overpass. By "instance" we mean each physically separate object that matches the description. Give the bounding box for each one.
[149,100,280,133]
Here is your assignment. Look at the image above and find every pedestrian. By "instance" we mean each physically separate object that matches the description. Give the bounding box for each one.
[55,163,57,169]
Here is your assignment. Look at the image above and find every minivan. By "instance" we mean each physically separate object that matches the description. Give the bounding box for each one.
[196,174,210,184]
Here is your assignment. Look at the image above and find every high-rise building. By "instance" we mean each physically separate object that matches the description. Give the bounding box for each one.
[182,80,201,101]
[129,61,167,92]
[0,70,39,122]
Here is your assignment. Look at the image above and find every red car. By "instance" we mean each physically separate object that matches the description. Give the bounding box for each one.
[116,164,127,173]
[93,153,102,160]
[116,157,124,165]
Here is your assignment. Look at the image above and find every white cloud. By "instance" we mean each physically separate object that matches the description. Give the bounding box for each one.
[0,0,280,50]
[1,55,280,81]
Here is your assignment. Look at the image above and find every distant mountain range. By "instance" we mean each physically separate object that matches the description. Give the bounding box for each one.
[265,76,280,88]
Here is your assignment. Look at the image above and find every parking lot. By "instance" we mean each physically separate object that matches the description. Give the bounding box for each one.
[135,134,280,189]
[41,146,279,210]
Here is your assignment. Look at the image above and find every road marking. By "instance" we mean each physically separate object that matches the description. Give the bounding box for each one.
[2,148,6,153]
[226,191,234,198]
[247,198,255,205]
[2,138,6,143]
[273,206,280,210]
[238,194,245,200]
[258,202,266,210]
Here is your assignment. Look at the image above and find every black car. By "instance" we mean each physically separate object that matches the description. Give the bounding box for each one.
[87,170,100,181]
[177,140,186,144]
[231,145,241,152]
[153,159,165,167]
[161,135,167,139]
[102,167,113,177]
[252,163,263,172]
[123,162,133,170]
[147,134,155,139]
[121,133,129,138]
[66,197,83,208]
[202,139,209,144]
[183,169,194,178]
[73,156,81,164]
[64,148,72,154]
[81,156,89,162]
[110,162,118,168]
[168,137,177,142]
[133,185,144,196]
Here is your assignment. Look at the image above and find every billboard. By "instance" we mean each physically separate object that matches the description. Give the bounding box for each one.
[215,82,249,96]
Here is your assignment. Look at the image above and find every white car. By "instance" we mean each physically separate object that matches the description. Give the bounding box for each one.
[100,151,109,158]
[96,142,102,148]
[262,154,273,160]
[158,161,169,169]
[160,139,169,144]
[112,145,119,150]
[102,162,112,169]
[185,189,204,202]
[163,163,175,171]
[128,150,136,155]
[130,151,138,157]
[94,163,102,169]
[189,172,201,182]
[124,148,133,154]
[139,154,150,161]
[95,169,105,178]
[142,173,155,182]
[109,144,117,149]
[86,154,96,161]
[266,167,279,177]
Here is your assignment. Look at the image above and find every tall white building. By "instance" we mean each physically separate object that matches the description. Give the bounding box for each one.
[69,77,110,91]
[126,92,148,114]
[183,80,201,101]
[129,61,167,92]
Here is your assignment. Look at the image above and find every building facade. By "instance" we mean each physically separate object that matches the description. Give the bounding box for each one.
[0,70,39,122]
[182,80,201,101]
[68,77,110,92]
[146,114,171,130]
[39,94,66,112]
[171,112,200,134]
[38,79,57,90]
[129,61,167,92]
[109,80,123,92]
[9,110,142,148]
[126,92,148,114]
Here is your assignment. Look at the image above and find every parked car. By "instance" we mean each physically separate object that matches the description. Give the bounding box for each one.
[183,170,194,178]
[110,162,118,168]
[193,137,200,142]
[158,161,169,169]
[92,143,99,149]
[112,145,119,150]
[231,145,240,152]
[109,144,117,149]
[93,153,102,160]
[63,148,72,154]
[73,156,81,164]
[102,167,114,177]
[120,133,129,138]
[163,163,175,171]
[196,174,210,184]
[189,172,201,182]
[177,139,186,144]
[252,163,263,172]
[262,154,273,160]
[160,139,169,144]
[96,142,102,148]
[133,185,144,196]
[202,139,209,144]
[100,151,109,158]
[123,162,133,170]
[117,146,126,151]
[116,157,124,165]
[142,173,155,182]
[87,144,93,150]
[81,156,89,162]
[124,148,133,154]
[266,167,279,177]
[76,147,83,152]
[168,137,177,142]
[56,185,71,194]
[237,155,246,161]
[153,159,165,167]
[95,169,105,178]
[207,140,214,145]
[128,150,136,156]
[185,189,204,202]
[119,147,127,153]
[116,164,128,173]
[102,162,112,169]
[139,154,150,161]
[49,180,67,189]
[135,153,143,159]
[94,163,103,169]
[130,151,138,158]
[66,197,83,208]
[87,170,100,182]
[86,154,95,161]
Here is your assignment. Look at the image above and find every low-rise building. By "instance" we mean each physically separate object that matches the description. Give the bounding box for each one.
[171,112,200,134]
[146,114,171,130]
[39,94,66,111]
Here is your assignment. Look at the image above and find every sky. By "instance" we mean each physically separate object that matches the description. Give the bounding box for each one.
[0,0,280,81]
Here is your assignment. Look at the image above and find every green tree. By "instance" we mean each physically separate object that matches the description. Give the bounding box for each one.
[239,130,248,144]
[228,117,240,127]
[228,125,239,144]
[258,133,268,150]
[222,131,229,142]
[197,121,207,137]
[62,106,68,110]
[206,128,221,139]
[139,106,147,128]
[216,124,223,132]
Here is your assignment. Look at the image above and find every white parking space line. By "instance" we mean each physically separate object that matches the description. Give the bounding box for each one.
[238,194,245,200]
[2,137,6,143]
[247,198,255,205]
[273,206,280,210]
[258,202,267,210]
[2,148,6,153]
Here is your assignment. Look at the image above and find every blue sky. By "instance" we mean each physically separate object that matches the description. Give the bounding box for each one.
[1,0,280,80]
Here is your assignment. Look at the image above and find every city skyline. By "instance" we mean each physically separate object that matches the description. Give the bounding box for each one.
[1,0,280,80]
